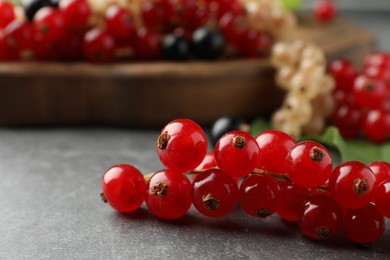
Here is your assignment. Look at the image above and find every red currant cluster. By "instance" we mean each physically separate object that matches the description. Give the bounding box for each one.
[0,0,286,62]
[329,52,390,143]
[313,0,336,23]
[101,118,390,245]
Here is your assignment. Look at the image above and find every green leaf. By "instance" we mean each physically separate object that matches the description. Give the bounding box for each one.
[250,118,390,164]
[309,126,390,164]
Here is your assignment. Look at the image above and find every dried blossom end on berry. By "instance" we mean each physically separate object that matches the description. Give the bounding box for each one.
[310,147,324,162]
[157,131,170,150]
[151,182,168,197]
[202,193,221,211]
[233,135,247,149]
[354,178,369,196]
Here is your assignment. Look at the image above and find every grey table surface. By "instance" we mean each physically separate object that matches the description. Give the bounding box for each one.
[1,11,390,260]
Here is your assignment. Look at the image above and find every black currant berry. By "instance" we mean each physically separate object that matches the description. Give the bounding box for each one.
[191,27,225,60]
[23,0,59,21]
[210,117,247,146]
[162,35,189,61]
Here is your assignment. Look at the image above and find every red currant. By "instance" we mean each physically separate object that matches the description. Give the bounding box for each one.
[328,59,358,91]
[59,0,91,30]
[364,52,390,69]
[276,182,310,222]
[241,29,272,58]
[218,13,249,50]
[374,180,390,218]
[105,5,135,41]
[343,203,385,244]
[214,130,259,178]
[239,173,280,218]
[192,169,238,217]
[363,109,390,143]
[0,0,15,29]
[329,161,376,209]
[298,195,342,241]
[101,164,146,213]
[3,20,35,60]
[314,0,336,23]
[368,161,390,187]
[255,129,296,174]
[332,105,362,138]
[140,0,169,32]
[145,169,192,219]
[33,7,66,43]
[83,27,115,63]
[286,141,332,188]
[157,119,208,173]
[133,27,161,59]
[353,75,387,110]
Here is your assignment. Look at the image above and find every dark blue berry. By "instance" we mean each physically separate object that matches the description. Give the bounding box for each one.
[162,35,189,61]
[191,27,225,60]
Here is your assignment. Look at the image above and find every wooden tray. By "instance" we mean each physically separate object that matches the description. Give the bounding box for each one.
[0,14,375,128]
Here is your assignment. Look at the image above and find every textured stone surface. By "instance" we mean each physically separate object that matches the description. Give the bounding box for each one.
[1,12,390,260]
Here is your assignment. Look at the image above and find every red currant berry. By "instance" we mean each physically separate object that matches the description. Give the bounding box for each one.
[241,29,272,58]
[314,0,336,23]
[368,161,390,187]
[214,130,259,178]
[328,59,358,91]
[298,195,342,241]
[239,173,280,218]
[133,27,161,59]
[195,151,217,171]
[58,30,83,60]
[83,27,115,63]
[286,141,332,188]
[332,105,362,139]
[363,109,390,143]
[101,164,146,213]
[163,0,196,27]
[140,0,169,32]
[353,75,387,110]
[364,52,390,69]
[191,169,238,217]
[374,180,390,218]
[33,31,58,60]
[255,129,296,174]
[157,119,208,173]
[145,169,192,219]
[329,161,376,209]
[105,5,135,41]
[276,182,310,222]
[343,203,385,244]
[0,0,15,29]
[3,20,35,60]
[333,89,356,108]
[59,0,90,30]
[218,13,249,49]
[33,7,66,43]
[365,65,390,84]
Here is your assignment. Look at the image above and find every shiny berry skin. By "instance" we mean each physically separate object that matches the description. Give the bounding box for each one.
[239,174,280,218]
[83,28,115,63]
[364,52,390,69]
[163,0,196,27]
[133,27,161,59]
[33,7,66,43]
[276,182,310,222]
[329,161,376,209]
[3,20,35,60]
[328,59,358,91]
[0,1,15,29]
[140,0,169,32]
[332,105,362,139]
[241,30,272,58]
[368,161,390,187]
[214,130,259,178]
[24,0,59,21]
[353,75,387,110]
[157,119,208,173]
[210,117,246,146]
[343,204,385,244]
[191,169,238,217]
[298,195,342,241]
[218,13,249,49]
[365,65,390,84]
[101,164,146,213]
[255,129,296,174]
[363,110,390,143]
[286,141,332,188]
[314,0,336,23]
[59,0,91,30]
[145,169,192,219]
[374,180,390,218]
[162,34,189,61]
[191,27,225,60]
[105,5,135,40]
[58,30,83,60]
[195,151,217,171]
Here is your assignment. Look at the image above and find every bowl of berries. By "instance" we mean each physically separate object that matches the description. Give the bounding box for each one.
[0,0,375,127]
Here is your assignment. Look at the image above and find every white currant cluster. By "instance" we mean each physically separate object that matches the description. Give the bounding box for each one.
[240,0,297,35]
[270,40,335,138]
